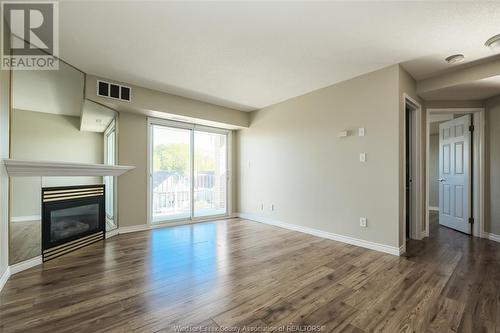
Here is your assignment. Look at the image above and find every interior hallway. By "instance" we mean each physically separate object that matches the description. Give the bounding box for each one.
[405,211,500,332]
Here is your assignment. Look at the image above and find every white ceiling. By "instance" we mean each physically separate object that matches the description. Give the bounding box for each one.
[58,1,500,111]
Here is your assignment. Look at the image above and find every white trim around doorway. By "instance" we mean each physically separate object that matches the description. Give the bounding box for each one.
[425,108,485,239]
[403,94,423,249]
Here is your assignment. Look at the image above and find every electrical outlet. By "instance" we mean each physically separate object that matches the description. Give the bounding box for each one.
[358,127,365,136]
[360,217,367,227]
[359,153,366,162]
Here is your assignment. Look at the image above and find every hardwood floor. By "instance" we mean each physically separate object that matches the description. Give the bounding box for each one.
[1,213,499,332]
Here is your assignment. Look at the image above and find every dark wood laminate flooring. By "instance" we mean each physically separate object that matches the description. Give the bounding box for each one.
[1,212,499,332]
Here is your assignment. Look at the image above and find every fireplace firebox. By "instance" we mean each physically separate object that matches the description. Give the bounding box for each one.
[42,185,105,261]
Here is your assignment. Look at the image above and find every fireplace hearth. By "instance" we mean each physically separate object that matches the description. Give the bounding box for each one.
[42,185,105,261]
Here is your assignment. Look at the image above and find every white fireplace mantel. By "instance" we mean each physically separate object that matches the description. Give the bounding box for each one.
[2,159,135,177]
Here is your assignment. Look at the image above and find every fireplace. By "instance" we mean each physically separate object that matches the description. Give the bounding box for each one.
[42,185,105,261]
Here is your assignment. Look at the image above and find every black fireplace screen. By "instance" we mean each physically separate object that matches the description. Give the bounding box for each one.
[49,203,99,242]
[42,185,105,261]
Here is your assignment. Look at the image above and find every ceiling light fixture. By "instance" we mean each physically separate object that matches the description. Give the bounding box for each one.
[445,54,465,64]
[485,34,500,49]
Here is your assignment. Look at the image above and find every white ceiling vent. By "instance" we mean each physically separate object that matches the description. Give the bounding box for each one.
[97,80,131,102]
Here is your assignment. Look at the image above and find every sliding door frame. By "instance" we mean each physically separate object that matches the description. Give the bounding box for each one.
[147,117,232,226]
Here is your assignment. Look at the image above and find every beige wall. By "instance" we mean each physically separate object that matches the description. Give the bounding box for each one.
[11,110,103,163]
[238,65,401,248]
[485,95,500,235]
[425,100,484,109]
[10,110,104,218]
[85,75,250,129]
[0,69,10,282]
[117,112,148,227]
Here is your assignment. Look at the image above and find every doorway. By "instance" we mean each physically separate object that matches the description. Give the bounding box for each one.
[148,119,230,225]
[405,104,412,239]
[404,96,422,242]
[425,108,485,239]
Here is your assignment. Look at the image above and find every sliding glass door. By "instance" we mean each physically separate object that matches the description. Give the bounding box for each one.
[194,131,227,217]
[150,120,228,224]
[151,125,191,222]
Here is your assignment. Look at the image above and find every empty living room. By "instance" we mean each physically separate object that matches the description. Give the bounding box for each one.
[2,1,500,332]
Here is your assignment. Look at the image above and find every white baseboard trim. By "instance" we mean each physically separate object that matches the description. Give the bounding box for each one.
[10,256,43,275]
[11,215,41,223]
[118,224,151,234]
[429,206,439,212]
[238,212,402,256]
[0,266,10,292]
[483,232,500,244]
[0,256,44,293]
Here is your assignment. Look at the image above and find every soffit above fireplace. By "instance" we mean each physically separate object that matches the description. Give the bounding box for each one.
[2,159,135,177]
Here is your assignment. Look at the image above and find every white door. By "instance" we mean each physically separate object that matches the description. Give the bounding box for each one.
[438,115,471,234]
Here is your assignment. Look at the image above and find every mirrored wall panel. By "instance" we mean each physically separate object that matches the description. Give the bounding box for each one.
[9,61,118,264]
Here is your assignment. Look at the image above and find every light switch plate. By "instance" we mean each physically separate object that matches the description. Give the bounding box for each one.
[359,153,366,162]
[358,127,365,136]
[360,217,367,227]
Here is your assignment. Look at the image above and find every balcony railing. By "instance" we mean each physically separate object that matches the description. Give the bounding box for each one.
[152,172,226,218]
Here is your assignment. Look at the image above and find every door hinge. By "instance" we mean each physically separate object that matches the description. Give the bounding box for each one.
[469,217,474,225]
[469,125,474,132]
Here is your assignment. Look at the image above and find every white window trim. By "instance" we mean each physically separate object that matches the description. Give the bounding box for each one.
[104,119,118,229]
[146,117,232,226]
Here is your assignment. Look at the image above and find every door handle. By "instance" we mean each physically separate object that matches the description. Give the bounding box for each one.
[438,178,446,182]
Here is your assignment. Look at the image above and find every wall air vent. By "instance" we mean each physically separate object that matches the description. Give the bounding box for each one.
[97,80,131,102]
